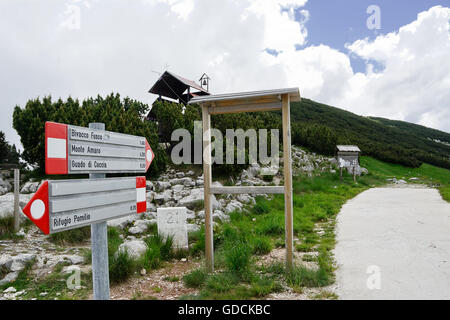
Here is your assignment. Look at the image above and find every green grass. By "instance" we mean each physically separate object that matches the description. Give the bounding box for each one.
[185,155,450,299]
[0,215,24,241]
[48,226,91,245]
[183,269,208,288]
[361,156,450,201]
[0,259,91,300]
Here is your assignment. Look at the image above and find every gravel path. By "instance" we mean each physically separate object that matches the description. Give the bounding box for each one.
[334,186,450,299]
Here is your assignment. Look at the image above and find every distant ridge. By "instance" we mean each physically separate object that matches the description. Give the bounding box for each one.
[290,98,450,169]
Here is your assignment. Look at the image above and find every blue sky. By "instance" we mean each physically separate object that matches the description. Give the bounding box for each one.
[299,0,449,73]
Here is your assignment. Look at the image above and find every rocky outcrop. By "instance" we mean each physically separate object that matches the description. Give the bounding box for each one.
[117,240,148,259]
[0,178,12,196]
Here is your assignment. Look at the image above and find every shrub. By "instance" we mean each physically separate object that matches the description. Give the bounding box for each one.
[251,237,272,255]
[256,215,284,236]
[141,234,175,270]
[286,264,331,288]
[109,250,135,284]
[223,240,252,274]
[189,227,205,256]
[252,197,270,215]
[183,269,208,288]
[205,272,239,293]
[0,216,15,239]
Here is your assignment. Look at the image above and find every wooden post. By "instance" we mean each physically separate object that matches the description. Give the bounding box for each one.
[14,168,20,232]
[202,104,214,273]
[340,167,343,182]
[282,94,294,270]
[353,165,356,183]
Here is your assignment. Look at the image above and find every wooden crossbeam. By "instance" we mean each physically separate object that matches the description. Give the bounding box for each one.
[210,186,285,194]
[208,102,282,115]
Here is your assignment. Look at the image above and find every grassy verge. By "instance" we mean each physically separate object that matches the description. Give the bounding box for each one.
[182,156,449,299]
[360,156,450,202]
[0,259,91,300]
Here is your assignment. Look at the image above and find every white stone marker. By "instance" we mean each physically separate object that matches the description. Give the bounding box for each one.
[157,207,188,250]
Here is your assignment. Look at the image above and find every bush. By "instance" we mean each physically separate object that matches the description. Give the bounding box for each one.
[223,240,252,274]
[141,234,174,270]
[256,215,284,236]
[0,216,15,239]
[252,197,270,215]
[286,264,331,288]
[251,237,272,255]
[109,250,135,284]
[189,227,205,256]
[183,269,208,288]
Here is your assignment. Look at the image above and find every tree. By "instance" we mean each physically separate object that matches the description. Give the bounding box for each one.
[0,131,21,167]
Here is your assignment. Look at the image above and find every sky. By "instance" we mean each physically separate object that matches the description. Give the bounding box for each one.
[0,0,449,150]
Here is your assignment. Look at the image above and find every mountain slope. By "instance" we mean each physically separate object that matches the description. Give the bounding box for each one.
[289,98,450,169]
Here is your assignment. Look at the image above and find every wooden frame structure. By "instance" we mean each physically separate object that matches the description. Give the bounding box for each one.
[189,88,301,272]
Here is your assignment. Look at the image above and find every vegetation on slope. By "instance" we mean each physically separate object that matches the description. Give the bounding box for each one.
[290,99,450,169]
[181,157,449,299]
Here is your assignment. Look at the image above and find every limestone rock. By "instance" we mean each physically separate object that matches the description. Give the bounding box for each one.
[179,188,219,210]
[117,240,148,259]
[20,181,40,194]
[224,200,243,214]
[0,272,19,286]
[107,215,138,229]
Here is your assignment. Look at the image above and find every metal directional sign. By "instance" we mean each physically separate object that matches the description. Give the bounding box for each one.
[22,177,147,234]
[45,122,155,174]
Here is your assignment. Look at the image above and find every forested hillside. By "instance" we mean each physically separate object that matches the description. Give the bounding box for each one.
[290,99,450,169]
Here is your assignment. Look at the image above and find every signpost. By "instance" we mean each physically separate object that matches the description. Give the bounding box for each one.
[22,176,147,234]
[45,122,154,174]
[23,121,155,300]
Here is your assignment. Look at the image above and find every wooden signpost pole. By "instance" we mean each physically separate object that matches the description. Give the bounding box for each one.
[202,104,214,273]
[282,94,294,270]
[14,168,20,232]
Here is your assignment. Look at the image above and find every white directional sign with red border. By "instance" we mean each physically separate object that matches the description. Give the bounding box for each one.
[45,122,154,174]
[22,177,147,234]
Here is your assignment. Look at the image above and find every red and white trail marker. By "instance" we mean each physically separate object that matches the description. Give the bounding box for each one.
[45,122,154,175]
[22,177,147,234]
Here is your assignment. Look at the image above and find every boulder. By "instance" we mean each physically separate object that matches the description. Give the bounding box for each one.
[0,178,12,196]
[237,194,255,205]
[224,200,243,214]
[107,215,138,229]
[64,255,84,265]
[155,181,171,192]
[180,177,195,187]
[146,202,157,212]
[0,272,19,286]
[187,223,200,233]
[20,181,40,194]
[128,219,156,234]
[146,181,154,191]
[3,254,36,272]
[175,172,185,178]
[213,210,229,222]
[117,240,148,259]
[0,193,33,219]
[154,189,172,205]
[179,188,219,210]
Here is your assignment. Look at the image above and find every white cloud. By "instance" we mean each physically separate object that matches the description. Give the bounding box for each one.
[0,1,449,152]
[264,5,450,133]
[340,5,450,130]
